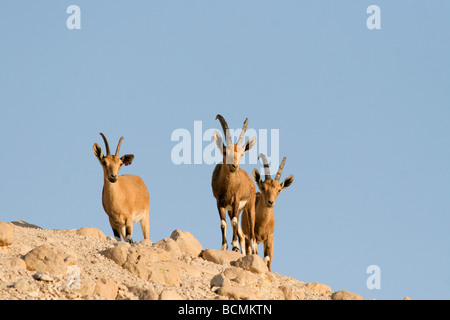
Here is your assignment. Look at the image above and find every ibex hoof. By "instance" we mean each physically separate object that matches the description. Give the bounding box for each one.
[126,236,133,244]
[232,246,240,252]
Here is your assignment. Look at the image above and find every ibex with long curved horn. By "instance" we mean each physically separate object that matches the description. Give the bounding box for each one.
[211,115,257,255]
[93,133,150,243]
[242,154,294,271]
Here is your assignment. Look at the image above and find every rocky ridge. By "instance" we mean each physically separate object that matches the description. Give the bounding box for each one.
[0,220,379,300]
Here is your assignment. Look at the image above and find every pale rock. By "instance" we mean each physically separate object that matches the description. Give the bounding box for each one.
[332,290,364,300]
[159,290,185,300]
[201,248,244,265]
[0,221,14,247]
[100,242,130,266]
[233,254,268,274]
[76,277,96,296]
[94,278,118,300]
[33,272,54,282]
[217,285,258,300]
[139,239,153,246]
[170,230,203,257]
[155,238,182,257]
[223,267,257,286]
[24,244,69,275]
[0,257,27,270]
[76,227,106,240]
[304,282,332,295]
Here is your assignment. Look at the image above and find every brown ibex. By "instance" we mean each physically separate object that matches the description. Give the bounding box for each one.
[93,133,150,243]
[211,115,257,255]
[242,154,294,271]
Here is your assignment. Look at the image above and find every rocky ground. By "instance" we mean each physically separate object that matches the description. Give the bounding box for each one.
[0,220,372,300]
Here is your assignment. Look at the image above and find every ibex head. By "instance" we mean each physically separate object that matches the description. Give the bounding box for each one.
[93,133,134,183]
[213,114,257,172]
[252,154,294,207]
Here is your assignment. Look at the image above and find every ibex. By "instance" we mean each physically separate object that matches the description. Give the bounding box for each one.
[242,154,294,271]
[211,115,257,255]
[93,133,150,243]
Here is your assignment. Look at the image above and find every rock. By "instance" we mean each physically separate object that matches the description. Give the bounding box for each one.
[76,277,96,296]
[223,267,257,286]
[159,290,185,300]
[127,285,159,300]
[155,238,182,257]
[331,290,364,300]
[304,282,332,295]
[13,279,30,291]
[101,244,182,285]
[217,285,258,300]
[33,272,54,282]
[0,221,14,247]
[24,244,70,275]
[94,278,118,300]
[201,249,244,265]
[10,220,41,229]
[170,230,203,257]
[76,227,106,240]
[210,274,231,288]
[233,254,268,274]
[404,296,412,300]
[139,239,153,246]
[100,242,130,266]
[0,257,27,270]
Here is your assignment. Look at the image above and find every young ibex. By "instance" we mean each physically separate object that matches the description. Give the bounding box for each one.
[211,115,257,255]
[242,154,294,271]
[93,133,150,243]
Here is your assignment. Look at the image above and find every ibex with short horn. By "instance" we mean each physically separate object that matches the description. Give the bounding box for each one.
[242,154,294,271]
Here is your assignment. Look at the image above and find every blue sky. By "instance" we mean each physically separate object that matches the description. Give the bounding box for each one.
[0,1,449,300]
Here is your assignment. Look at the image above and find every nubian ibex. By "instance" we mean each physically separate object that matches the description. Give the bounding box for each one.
[93,133,150,243]
[242,154,294,271]
[211,115,257,255]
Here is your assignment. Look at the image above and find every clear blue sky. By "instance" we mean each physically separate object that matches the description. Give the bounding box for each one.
[0,1,449,300]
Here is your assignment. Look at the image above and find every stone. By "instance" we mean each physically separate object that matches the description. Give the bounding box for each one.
[33,272,54,282]
[223,267,257,286]
[331,290,364,300]
[0,221,14,247]
[159,290,185,300]
[0,257,27,270]
[24,244,69,275]
[201,249,244,265]
[94,278,118,300]
[76,227,106,240]
[127,285,159,300]
[217,285,258,300]
[100,242,131,266]
[210,274,231,288]
[233,254,268,274]
[155,238,182,257]
[76,277,96,296]
[170,230,203,257]
[304,282,332,295]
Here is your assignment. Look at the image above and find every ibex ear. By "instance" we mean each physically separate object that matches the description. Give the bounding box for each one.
[93,143,103,162]
[213,131,225,152]
[252,168,262,187]
[244,137,257,153]
[121,154,134,166]
[281,175,294,190]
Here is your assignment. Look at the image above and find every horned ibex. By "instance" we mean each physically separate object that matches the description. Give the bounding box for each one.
[93,133,150,243]
[211,115,257,255]
[242,154,294,271]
